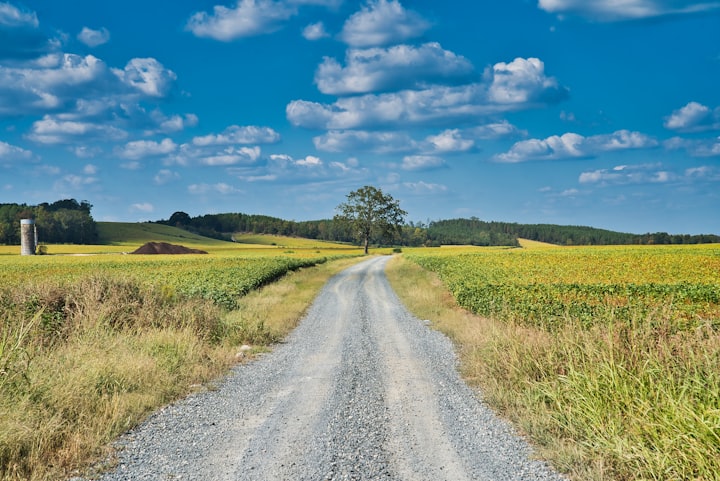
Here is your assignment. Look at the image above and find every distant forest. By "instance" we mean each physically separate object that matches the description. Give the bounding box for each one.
[0,200,97,245]
[158,211,720,247]
[1,200,717,247]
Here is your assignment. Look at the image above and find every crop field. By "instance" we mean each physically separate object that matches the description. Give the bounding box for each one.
[0,230,366,480]
[0,252,352,310]
[406,244,720,330]
[400,243,720,480]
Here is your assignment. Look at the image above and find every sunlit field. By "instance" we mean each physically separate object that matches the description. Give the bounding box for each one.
[397,243,720,480]
[0,230,369,480]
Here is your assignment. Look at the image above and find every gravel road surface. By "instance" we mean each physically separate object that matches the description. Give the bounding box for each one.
[89,256,566,481]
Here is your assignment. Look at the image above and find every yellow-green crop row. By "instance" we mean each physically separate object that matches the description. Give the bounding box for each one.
[0,251,357,310]
[405,244,720,331]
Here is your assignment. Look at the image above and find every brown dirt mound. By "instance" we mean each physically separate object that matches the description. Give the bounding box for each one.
[130,242,208,255]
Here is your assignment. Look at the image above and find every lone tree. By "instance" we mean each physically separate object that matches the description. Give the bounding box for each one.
[334,185,407,254]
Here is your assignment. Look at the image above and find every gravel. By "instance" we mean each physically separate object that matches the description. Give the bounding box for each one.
[83,256,566,481]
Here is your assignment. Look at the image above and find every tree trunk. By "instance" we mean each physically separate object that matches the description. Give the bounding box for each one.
[364,236,369,254]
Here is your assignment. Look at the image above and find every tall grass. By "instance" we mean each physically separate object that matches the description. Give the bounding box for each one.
[386,255,720,481]
[0,257,364,480]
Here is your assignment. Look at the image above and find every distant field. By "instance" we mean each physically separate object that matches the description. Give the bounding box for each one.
[232,233,353,249]
[97,222,231,247]
[0,223,366,256]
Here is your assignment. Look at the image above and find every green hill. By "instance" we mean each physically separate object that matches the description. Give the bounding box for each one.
[97,222,231,247]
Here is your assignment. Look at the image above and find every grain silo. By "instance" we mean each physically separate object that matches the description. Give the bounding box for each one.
[20,219,36,255]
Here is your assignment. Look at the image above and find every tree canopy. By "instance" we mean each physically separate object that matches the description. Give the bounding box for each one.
[334,186,407,254]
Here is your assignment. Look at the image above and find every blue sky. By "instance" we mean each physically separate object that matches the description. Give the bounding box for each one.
[0,0,719,234]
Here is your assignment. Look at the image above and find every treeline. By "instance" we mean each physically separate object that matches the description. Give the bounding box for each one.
[0,199,98,245]
[159,211,719,247]
[428,218,720,246]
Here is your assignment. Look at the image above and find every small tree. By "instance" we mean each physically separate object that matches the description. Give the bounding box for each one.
[334,185,407,254]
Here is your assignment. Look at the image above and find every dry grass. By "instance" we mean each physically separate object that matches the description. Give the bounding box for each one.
[0,256,366,481]
[385,255,720,481]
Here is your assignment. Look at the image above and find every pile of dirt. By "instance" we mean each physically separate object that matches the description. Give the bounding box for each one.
[130,242,208,255]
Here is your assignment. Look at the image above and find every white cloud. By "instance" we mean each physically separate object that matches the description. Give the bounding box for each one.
[117,138,177,159]
[303,22,329,40]
[424,129,474,153]
[0,2,38,27]
[54,173,98,191]
[0,53,109,115]
[537,0,720,21]
[154,169,180,185]
[402,181,447,194]
[188,182,241,194]
[28,116,128,144]
[295,155,323,167]
[121,161,141,170]
[77,27,110,47]
[186,0,297,41]
[130,202,154,213]
[401,155,445,171]
[664,101,720,132]
[83,164,98,175]
[289,57,566,129]
[192,125,280,146]
[314,130,416,153]
[495,130,658,162]
[487,57,565,104]
[579,163,674,184]
[199,146,262,166]
[154,113,199,134]
[340,0,430,47]
[315,43,473,95]
[112,58,177,97]
[0,140,33,160]
[665,136,720,157]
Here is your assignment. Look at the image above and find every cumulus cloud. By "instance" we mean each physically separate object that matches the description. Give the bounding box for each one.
[0,53,177,119]
[664,101,720,132]
[315,43,473,95]
[77,27,110,47]
[401,155,445,171]
[188,182,241,194]
[0,53,108,115]
[495,130,657,162]
[579,164,674,185]
[154,169,180,185]
[117,138,177,159]
[0,2,38,28]
[313,130,416,153]
[303,21,329,40]
[665,136,720,157]
[186,0,298,41]
[423,129,475,153]
[28,115,128,144]
[0,140,33,160]
[198,146,262,166]
[402,181,447,194]
[537,0,720,21]
[295,155,323,167]
[112,58,177,97]
[192,125,280,146]
[130,202,154,213]
[289,57,566,129]
[340,0,430,47]
[487,57,566,104]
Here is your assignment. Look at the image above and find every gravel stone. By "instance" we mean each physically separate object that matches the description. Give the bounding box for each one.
[84,256,567,481]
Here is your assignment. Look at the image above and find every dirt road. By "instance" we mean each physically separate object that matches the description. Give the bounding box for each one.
[93,256,564,480]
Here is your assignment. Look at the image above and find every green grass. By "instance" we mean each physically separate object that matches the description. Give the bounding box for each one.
[97,222,230,247]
